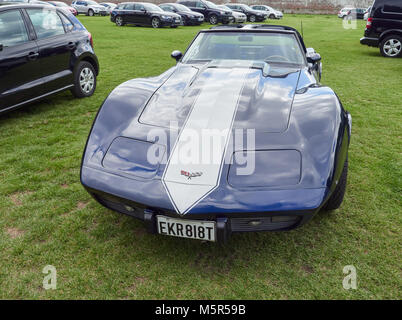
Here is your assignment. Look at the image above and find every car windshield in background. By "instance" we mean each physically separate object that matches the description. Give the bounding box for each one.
[205,1,219,9]
[175,4,192,12]
[51,1,68,6]
[86,1,98,5]
[144,3,163,12]
[182,32,306,66]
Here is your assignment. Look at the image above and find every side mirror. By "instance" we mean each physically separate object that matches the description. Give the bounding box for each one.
[171,50,182,61]
[307,52,321,64]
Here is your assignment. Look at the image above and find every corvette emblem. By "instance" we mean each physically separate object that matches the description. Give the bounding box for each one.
[181,170,203,180]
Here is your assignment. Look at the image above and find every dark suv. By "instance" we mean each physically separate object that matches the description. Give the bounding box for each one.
[177,0,234,25]
[0,4,99,114]
[360,0,402,58]
[224,3,267,22]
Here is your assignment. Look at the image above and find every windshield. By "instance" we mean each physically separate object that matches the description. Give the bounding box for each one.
[182,32,306,66]
[240,4,252,10]
[218,5,231,11]
[205,1,219,9]
[52,2,68,6]
[144,3,163,11]
[87,1,99,5]
[174,4,192,12]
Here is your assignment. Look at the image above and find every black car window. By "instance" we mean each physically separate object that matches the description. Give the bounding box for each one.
[58,12,74,32]
[195,2,205,8]
[134,3,144,10]
[161,5,173,12]
[26,9,65,39]
[125,3,135,10]
[0,10,29,48]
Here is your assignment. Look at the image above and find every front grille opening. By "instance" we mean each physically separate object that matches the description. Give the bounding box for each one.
[95,195,144,219]
[230,216,300,232]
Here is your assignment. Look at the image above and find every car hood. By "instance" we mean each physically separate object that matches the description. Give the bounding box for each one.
[139,61,301,134]
[153,11,180,18]
[180,11,203,17]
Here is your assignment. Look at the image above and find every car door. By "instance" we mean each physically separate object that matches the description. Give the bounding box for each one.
[25,8,74,93]
[120,3,135,23]
[134,3,148,25]
[0,9,42,111]
[191,1,206,15]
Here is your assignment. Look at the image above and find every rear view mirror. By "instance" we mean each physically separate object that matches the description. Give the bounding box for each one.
[171,50,182,61]
[307,53,321,63]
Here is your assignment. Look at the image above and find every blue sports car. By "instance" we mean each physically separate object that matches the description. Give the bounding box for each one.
[81,25,352,243]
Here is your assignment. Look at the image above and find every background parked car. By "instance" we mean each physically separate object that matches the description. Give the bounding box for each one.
[99,2,116,14]
[159,3,204,26]
[218,4,246,23]
[361,0,402,58]
[338,7,354,18]
[48,1,78,16]
[0,4,99,113]
[71,0,108,16]
[111,2,182,28]
[224,3,267,22]
[250,4,283,19]
[177,0,234,25]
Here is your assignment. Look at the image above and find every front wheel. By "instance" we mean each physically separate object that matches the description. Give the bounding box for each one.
[209,14,218,25]
[151,17,161,28]
[88,9,94,17]
[380,35,402,58]
[71,61,97,98]
[269,14,275,19]
[115,16,124,26]
[322,158,348,211]
[249,15,256,22]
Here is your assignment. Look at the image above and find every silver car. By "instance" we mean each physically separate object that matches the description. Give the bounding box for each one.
[218,5,246,23]
[250,4,283,19]
[71,0,108,16]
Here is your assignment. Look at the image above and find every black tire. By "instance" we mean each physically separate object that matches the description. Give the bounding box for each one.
[322,159,348,211]
[209,14,218,25]
[380,35,402,58]
[88,9,94,17]
[70,61,97,98]
[170,25,178,28]
[249,15,256,22]
[115,15,124,26]
[151,17,161,28]
[269,14,275,19]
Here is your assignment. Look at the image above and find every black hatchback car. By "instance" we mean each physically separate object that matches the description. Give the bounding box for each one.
[360,0,402,58]
[224,3,267,22]
[0,3,99,114]
[177,0,234,25]
[110,2,182,28]
[159,3,204,25]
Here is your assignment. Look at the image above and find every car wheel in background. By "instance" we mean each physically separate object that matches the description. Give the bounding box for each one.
[115,16,124,26]
[170,25,178,28]
[269,14,275,19]
[249,15,256,22]
[380,35,402,58]
[322,158,348,211]
[151,17,161,28]
[88,9,94,16]
[209,14,218,25]
[71,62,97,98]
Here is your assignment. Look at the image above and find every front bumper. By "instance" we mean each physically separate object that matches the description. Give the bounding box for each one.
[89,187,315,243]
[220,15,235,23]
[185,16,204,25]
[161,18,182,27]
[82,165,321,243]
[360,37,379,47]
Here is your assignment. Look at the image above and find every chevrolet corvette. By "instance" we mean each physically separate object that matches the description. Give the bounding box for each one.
[81,25,352,243]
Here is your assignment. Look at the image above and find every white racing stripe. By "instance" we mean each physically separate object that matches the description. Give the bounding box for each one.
[162,62,252,215]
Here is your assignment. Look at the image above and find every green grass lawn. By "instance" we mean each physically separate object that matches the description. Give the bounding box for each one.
[0,15,401,299]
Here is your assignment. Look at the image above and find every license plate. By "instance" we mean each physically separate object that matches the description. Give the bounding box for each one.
[157,216,216,242]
